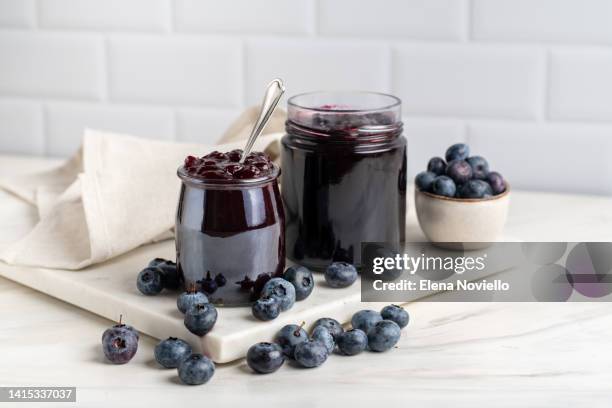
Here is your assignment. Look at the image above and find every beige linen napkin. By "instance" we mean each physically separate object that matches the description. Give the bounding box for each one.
[0,107,286,270]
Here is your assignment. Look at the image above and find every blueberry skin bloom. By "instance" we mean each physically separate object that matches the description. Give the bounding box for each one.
[336,329,368,356]
[101,325,139,364]
[380,305,409,329]
[294,341,328,368]
[311,326,335,354]
[283,265,314,301]
[466,156,489,180]
[311,317,344,340]
[177,290,208,314]
[415,171,436,192]
[154,337,192,368]
[427,157,447,176]
[446,160,473,185]
[261,278,296,311]
[246,342,285,374]
[184,303,217,336]
[459,179,493,199]
[252,296,281,321]
[275,324,308,358]
[368,320,401,352]
[351,310,382,334]
[136,267,164,295]
[177,354,215,385]
[445,143,470,162]
[324,262,358,288]
[487,171,506,195]
[432,176,456,197]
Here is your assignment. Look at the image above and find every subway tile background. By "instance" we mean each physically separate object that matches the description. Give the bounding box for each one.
[0,0,611,194]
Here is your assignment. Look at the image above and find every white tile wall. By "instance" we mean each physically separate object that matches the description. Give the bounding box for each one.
[245,39,390,104]
[0,0,35,28]
[472,0,612,44]
[45,103,175,156]
[468,123,612,195]
[549,49,612,121]
[0,32,103,99]
[175,0,314,35]
[176,108,242,145]
[318,0,466,40]
[108,35,242,106]
[38,0,170,32]
[394,45,543,118]
[0,100,44,155]
[0,0,610,195]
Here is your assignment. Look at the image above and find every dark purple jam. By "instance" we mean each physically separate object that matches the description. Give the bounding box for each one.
[281,92,406,271]
[176,149,284,306]
[183,149,274,180]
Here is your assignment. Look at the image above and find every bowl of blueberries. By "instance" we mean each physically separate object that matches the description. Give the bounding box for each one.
[414,143,509,249]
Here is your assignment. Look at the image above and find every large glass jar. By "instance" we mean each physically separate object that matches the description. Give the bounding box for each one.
[176,165,285,306]
[281,91,406,270]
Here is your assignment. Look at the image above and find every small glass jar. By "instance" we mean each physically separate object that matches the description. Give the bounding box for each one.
[281,91,406,270]
[175,165,285,306]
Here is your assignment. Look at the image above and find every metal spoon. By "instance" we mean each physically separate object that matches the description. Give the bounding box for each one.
[239,78,285,164]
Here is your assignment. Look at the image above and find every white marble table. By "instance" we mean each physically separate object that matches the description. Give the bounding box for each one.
[1,154,611,407]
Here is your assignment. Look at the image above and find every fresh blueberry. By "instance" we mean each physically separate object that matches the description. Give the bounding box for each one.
[177,354,215,385]
[351,310,383,334]
[487,171,506,195]
[154,337,192,369]
[458,179,493,199]
[427,157,447,176]
[367,320,401,352]
[261,278,296,311]
[184,303,217,336]
[466,156,489,180]
[380,305,409,329]
[252,296,281,321]
[282,266,314,301]
[324,262,358,288]
[101,320,139,364]
[136,267,164,295]
[311,326,335,354]
[294,341,328,368]
[446,160,473,185]
[311,317,344,340]
[445,143,470,162]
[432,175,456,197]
[177,286,208,314]
[336,329,368,356]
[275,324,308,358]
[415,171,436,192]
[246,342,285,374]
[148,258,180,290]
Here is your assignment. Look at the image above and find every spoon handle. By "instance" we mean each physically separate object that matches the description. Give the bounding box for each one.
[239,78,285,164]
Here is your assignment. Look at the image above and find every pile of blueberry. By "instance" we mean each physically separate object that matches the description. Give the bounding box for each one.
[247,305,409,373]
[103,258,365,384]
[251,262,358,321]
[415,143,507,199]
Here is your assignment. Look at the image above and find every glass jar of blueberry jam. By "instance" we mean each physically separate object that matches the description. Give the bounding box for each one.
[281,91,406,270]
[176,149,285,306]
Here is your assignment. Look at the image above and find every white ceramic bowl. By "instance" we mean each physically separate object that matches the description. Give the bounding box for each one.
[414,186,510,250]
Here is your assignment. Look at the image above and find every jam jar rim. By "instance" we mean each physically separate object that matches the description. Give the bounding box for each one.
[287,90,401,113]
[177,164,280,189]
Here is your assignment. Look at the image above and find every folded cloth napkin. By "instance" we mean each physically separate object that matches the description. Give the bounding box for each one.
[0,107,286,270]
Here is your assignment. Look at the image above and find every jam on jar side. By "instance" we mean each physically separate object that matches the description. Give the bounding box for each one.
[176,150,285,306]
[281,91,407,271]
